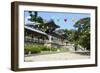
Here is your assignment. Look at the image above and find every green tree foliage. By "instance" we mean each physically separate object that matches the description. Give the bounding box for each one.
[74,17,90,50]
[28,11,58,33]
[28,11,44,24]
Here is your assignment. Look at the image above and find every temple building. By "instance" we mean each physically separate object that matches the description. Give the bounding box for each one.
[24,20,68,49]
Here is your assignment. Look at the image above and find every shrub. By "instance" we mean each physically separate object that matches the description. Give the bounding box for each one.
[50,48,57,51]
[24,44,41,54]
[40,46,50,51]
[24,44,63,54]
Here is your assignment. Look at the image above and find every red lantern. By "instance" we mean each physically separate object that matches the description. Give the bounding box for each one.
[64,19,67,22]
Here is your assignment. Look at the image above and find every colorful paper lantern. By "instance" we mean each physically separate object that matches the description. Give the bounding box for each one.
[64,19,67,22]
[71,17,76,22]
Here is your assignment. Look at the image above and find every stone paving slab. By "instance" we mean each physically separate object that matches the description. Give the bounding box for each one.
[24,52,90,62]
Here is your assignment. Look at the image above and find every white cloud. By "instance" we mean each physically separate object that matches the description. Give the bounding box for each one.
[25,16,32,24]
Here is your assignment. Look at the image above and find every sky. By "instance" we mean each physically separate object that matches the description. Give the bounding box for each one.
[24,11,90,30]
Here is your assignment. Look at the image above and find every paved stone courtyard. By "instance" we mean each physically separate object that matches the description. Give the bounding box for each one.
[24,52,90,62]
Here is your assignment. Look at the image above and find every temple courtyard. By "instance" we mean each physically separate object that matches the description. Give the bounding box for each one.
[24,51,90,62]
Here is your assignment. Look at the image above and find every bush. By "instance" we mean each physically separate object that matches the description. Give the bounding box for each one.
[40,46,50,51]
[50,48,57,51]
[24,44,63,54]
[24,44,41,54]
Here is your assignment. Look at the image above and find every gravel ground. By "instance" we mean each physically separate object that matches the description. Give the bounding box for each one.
[24,52,90,62]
